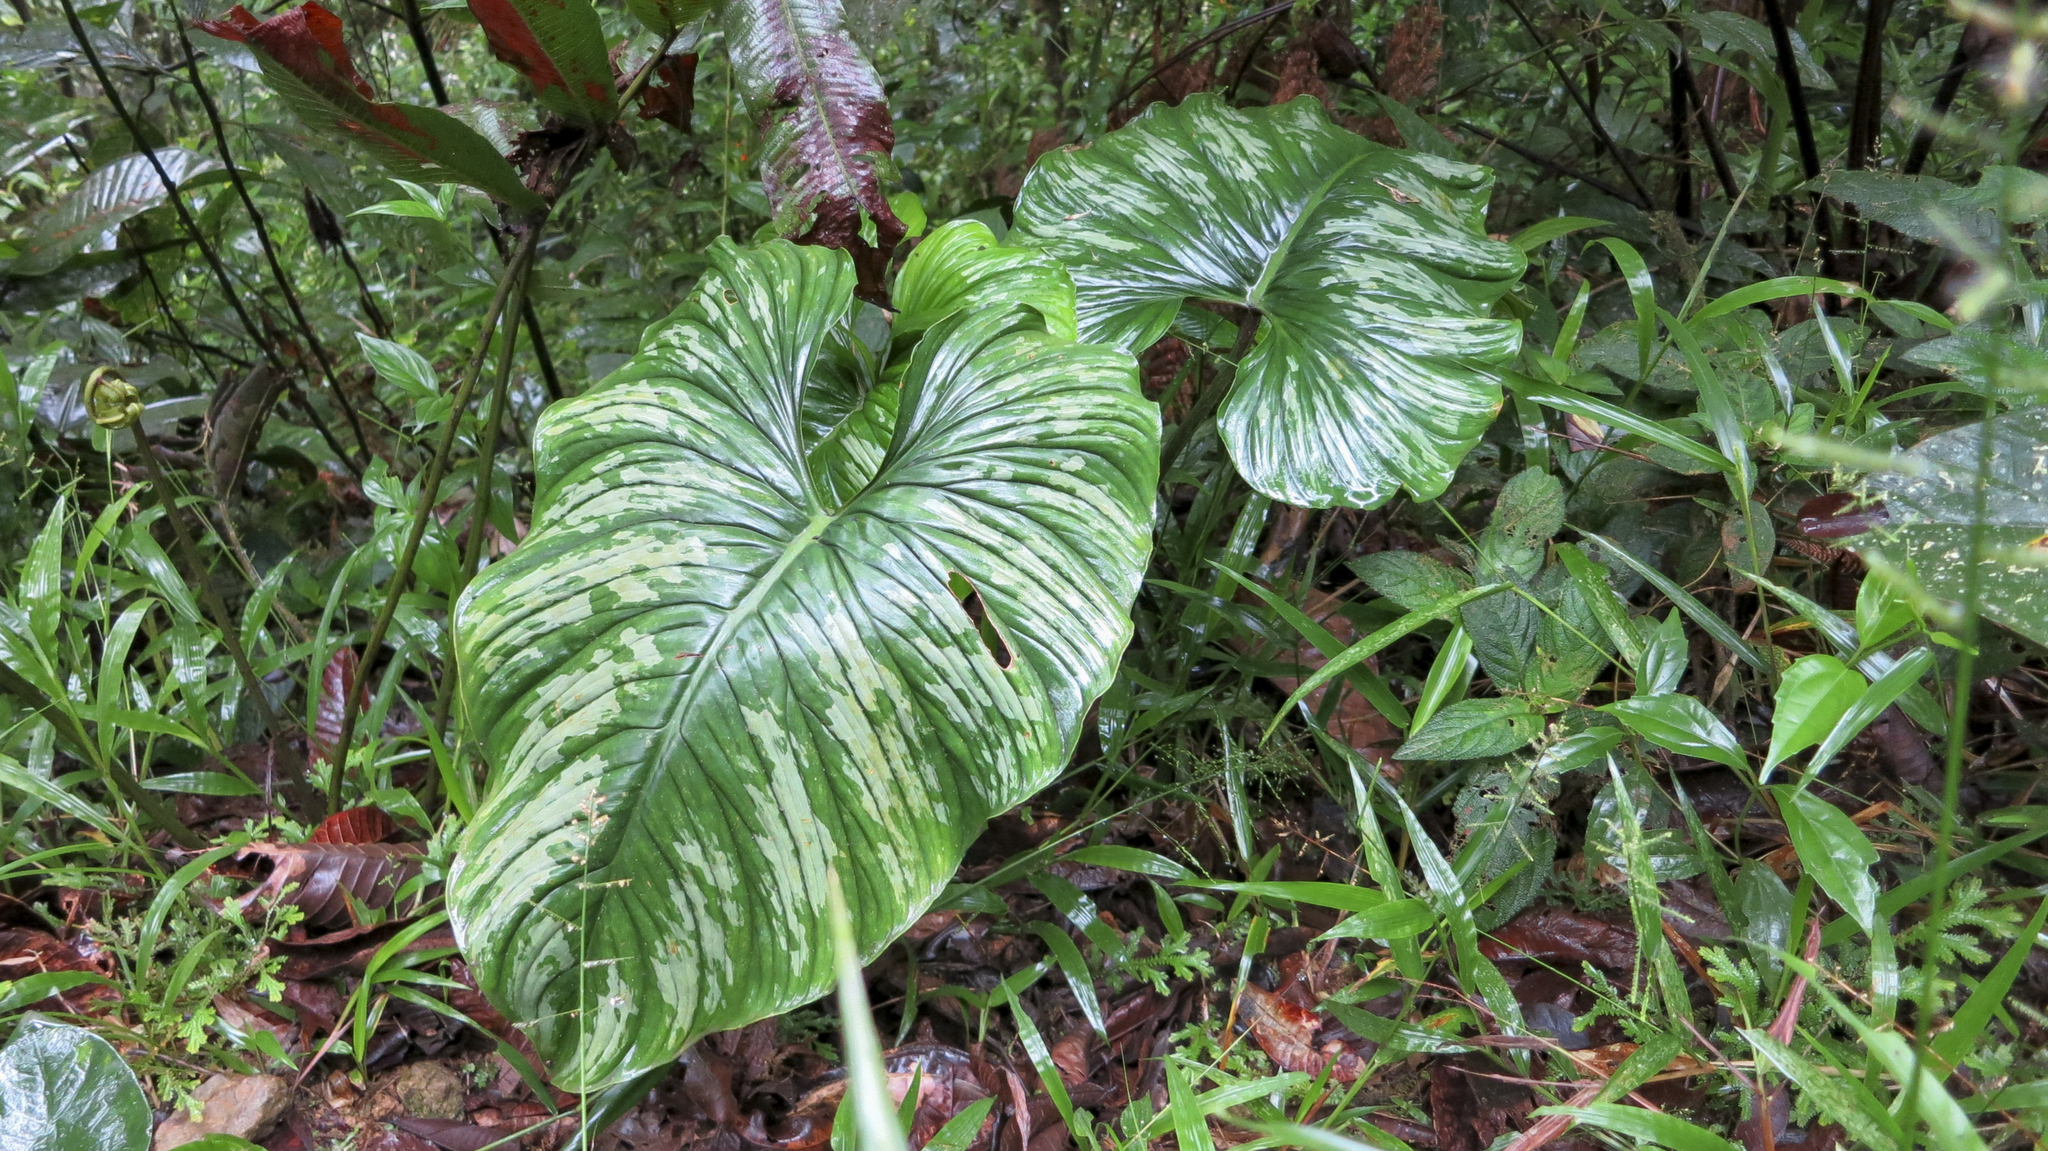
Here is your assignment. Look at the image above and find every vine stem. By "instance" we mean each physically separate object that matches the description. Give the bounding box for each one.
[1159,309,1261,479]
[326,224,545,812]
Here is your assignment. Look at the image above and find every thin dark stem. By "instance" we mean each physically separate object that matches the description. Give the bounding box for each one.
[132,420,323,821]
[1847,0,1893,170]
[1160,310,1261,479]
[62,0,279,374]
[1758,0,1822,179]
[522,300,565,401]
[327,226,546,811]
[1904,37,1971,175]
[339,241,393,339]
[177,23,374,475]
[1673,49,1741,203]
[1453,119,1641,206]
[400,0,452,105]
[1669,52,1692,219]
[1498,0,1653,209]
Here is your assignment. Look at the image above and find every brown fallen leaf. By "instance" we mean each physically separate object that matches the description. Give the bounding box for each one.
[1478,906,1637,970]
[236,841,427,928]
[1236,984,1368,1082]
[309,805,399,845]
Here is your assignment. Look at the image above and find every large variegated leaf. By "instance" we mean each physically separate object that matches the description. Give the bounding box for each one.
[447,239,1157,1090]
[723,0,902,294]
[1847,405,2048,646]
[1012,94,1526,509]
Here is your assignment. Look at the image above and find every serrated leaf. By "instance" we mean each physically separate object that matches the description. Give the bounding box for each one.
[1847,406,2048,646]
[723,0,903,293]
[1395,696,1541,760]
[1348,550,1472,613]
[196,3,542,212]
[0,1017,151,1150]
[465,0,616,125]
[7,148,219,277]
[1012,94,1526,509]
[447,239,1157,1090]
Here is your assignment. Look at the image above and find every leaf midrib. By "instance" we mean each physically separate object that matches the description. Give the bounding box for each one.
[1244,152,1373,310]
[593,508,839,875]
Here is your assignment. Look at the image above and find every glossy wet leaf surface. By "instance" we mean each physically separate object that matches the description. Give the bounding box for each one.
[448,240,1156,1089]
[1012,93,1525,508]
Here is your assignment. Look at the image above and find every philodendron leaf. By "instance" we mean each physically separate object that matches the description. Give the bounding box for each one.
[448,239,1157,1090]
[196,3,544,213]
[1012,93,1526,509]
[723,0,903,294]
[1846,405,2048,646]
[7,148,219,277]
[466,0,615,126]
[892,219,1076,341]
[0,1016,151,1150]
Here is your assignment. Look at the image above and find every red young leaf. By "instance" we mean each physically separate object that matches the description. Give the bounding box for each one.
[463,0,616,126]
[195,3,544,211]
[309,646,360,766]
[723,0,904,297]
[1797,492,1890,540]
[308,805,398,845]
[196,3,369,103]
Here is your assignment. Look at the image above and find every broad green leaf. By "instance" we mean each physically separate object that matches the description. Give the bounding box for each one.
[447,240,1157,1090]
[1012,94,1526,509]
[1801,646,1935,779]
[1636,609,1687,695]
[197,4,543,213]
[466,0,616,125]
[1507,215,1609,252]
[1771,785,1879,933]
[892,219,1075,340]
[1764,654,1866,771]
[1314,897,1437,940]
[1535,1104,1739,1151]
[6,149,218,277]
[1602,693,1746,771]
[1847,406,2048,646]
[1396,696,1541,760]
[0,1017,151,1150]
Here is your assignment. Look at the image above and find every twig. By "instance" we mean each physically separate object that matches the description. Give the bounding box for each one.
[1113,0,1295,111]
[326,226,545,810]
[176,22,375,476]
[1904,37,1972,175]
[1454,119,1641,205]
[1497,0,1653,208]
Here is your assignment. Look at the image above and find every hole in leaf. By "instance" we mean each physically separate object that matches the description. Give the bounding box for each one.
[947,571,1014,670]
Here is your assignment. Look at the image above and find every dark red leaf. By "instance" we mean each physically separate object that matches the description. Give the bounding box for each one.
[636,52,697,132]
[1797,492,1890,540]
[723,0,904,297]
[194,3,543,210]
[463,0,615,125]
[236,841,428,928]
[310,646,360,766]
[309,805,398,845]
[1477,905,1638,969]
[195,3,369,103]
